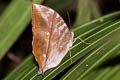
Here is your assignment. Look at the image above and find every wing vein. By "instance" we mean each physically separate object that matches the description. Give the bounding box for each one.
[43,12,56,71]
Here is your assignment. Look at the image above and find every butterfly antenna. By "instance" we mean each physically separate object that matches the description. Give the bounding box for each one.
[67,11,72,29]
[69,50,72,64]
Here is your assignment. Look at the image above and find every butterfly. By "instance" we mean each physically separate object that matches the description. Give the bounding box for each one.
[32,4,74,75]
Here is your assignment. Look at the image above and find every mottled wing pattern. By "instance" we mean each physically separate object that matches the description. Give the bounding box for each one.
[44,12,74,71]
[32,4,54,71]
[32,4,74,75]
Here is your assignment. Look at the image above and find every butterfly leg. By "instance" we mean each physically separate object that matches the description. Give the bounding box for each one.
[74,37,91,45]
[69,48,72,64]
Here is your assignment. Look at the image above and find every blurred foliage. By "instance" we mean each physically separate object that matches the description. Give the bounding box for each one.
[74,0,102,26]
[74,0,92,26]
[0,0,43,60]
[43,0,74,11]
[0,0,120,80]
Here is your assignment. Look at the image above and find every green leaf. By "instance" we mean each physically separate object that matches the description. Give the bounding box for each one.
[74,0,92,26]
[0,0,43,59]
[4,11,120,80]
[74,0,101,26]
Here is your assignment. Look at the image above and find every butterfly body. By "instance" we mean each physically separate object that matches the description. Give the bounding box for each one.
[32,4,74,75]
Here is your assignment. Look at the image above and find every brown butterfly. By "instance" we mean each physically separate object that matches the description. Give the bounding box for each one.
[32,4,74,75]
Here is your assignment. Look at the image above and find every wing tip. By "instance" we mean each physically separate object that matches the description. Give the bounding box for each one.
[37,68,44,75]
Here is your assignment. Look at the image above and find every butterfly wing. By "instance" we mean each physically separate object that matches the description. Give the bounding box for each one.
[32,4,74,75]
